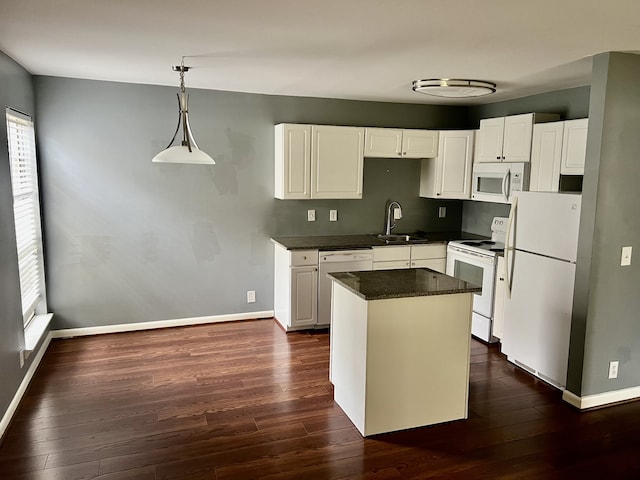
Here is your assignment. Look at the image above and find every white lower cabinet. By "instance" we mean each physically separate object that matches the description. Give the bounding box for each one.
[373,244,446,273]
[372,246,411,270]
[492,255,506,340]
[274,244,318,331]
[419,130,474,199]
[410,244,447,273]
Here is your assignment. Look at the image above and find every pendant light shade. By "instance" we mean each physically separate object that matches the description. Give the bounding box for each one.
[152,63,215,164]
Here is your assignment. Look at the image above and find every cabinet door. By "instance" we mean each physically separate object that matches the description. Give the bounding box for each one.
[311,125,365,199]
[373,260,411,270]
[290,266,318,328]
[419,131,473,199]
[476,117,505,163]
[437,130,474,199]
[502,113,534,163]
[530,122,563,192]
[411,258,446,273]
[492,256,506,340]
[364,128,402,158]
[560,118,588,175]
[274,124,311,199]
[402,130,439,158]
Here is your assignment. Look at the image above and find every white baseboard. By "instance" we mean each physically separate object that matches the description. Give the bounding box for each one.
[51,310,275,339]
[563,386,640,410]
[0,331,53,440]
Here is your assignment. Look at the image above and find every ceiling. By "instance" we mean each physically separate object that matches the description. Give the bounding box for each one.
[2,0,640,105]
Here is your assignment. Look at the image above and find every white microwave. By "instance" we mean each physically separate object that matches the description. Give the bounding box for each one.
[471,162,529,204]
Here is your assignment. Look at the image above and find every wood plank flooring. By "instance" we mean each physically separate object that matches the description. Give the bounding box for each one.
[2,318,640,479]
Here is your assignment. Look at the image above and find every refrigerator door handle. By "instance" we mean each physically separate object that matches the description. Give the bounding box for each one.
[505,195,518,298]
[502,169,511,203]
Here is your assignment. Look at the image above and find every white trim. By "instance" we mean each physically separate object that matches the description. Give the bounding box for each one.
[0,331,52,439]
[51,311,275,339]
[563,386,640,410]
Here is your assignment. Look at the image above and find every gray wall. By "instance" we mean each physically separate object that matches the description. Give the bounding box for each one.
[0,52,48,424]
[566,53,640,397]
[34,76,469,330]
[469,86,591,126]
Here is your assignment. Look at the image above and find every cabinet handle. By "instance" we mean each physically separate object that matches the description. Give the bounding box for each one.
[497,156,501,160]
[303,255,307,260]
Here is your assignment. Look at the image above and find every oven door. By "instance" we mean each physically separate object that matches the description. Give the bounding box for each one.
[446,245,496,318]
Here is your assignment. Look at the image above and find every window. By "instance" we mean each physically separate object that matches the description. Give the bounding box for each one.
[6,108,47,327]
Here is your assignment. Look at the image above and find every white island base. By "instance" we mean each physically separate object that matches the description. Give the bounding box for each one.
[330,281,473,437]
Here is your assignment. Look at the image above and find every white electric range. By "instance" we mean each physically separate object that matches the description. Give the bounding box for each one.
[446,217,507,343]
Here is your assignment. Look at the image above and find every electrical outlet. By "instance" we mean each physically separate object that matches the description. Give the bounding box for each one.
[247,290,256,303]
[19,350,25,368]
[438,206,446,218]
[621,246,632,266]
[307,210,316,222]
[329,210,338,222]
[608,361,619,379]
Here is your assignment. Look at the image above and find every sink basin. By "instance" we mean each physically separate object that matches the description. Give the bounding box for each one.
[375,233,429,244]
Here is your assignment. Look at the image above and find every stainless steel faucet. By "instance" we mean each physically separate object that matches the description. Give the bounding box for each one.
[384,201,403,235]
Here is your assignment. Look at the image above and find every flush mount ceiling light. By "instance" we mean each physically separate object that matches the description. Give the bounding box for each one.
[152,59,215,164]
[411,79,496,98]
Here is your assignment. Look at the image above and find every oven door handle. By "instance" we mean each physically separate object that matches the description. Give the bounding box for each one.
[505,195,517,298]
[502,168,511,203]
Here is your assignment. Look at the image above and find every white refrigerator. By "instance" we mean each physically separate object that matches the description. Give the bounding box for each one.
[501,191,582,389]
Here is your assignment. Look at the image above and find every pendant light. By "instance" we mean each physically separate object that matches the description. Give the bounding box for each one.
[412,79,496,98]
[152,59,215,164]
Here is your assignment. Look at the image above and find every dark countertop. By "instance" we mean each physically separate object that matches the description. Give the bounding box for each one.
[271,231,487,251]
[329,269,482,301]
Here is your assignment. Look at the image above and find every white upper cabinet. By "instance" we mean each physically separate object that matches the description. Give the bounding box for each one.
[402,129,439,158]
[275,124,365,199]
[530,118,588,192]
[530,122,564,192]
[476,113,560,163]
[420,130,474,199]
[274,124,311,199]
[560,118,588,175]
[364,128,439,158]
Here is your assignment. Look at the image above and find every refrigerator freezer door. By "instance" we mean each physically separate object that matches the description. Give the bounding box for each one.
[501,250,576,389]
[511,192,581,262]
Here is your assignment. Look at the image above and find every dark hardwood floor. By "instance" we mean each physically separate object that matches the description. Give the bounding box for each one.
[1,319,640,479]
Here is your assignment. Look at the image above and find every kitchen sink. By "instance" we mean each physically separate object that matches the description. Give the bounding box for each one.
[375,233,430,244]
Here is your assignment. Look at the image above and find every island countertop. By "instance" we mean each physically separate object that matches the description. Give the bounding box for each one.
[329,268,481,301]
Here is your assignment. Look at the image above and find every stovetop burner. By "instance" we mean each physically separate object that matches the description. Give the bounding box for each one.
[461,240,496,246]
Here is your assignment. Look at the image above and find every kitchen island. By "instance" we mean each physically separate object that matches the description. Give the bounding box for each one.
[329,268,481,437]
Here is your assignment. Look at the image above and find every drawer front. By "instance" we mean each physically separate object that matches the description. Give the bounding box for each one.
[373,260,411,270]
[372,246,411,262]
[411,244,447,260]
[290,250,318,266]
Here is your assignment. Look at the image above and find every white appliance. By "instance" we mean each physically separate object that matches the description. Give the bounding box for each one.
[501,191,582,390]
[471,162,529,203]
[446,217,508,343]
[318,250,373,327]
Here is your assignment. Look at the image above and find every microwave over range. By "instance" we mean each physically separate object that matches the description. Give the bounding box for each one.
[471,162,529,204]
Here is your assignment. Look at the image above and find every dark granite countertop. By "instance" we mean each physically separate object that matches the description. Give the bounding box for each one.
[271,231,487,251]
[329,268,482,301]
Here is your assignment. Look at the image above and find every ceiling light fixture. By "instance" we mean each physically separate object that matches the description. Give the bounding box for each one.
[412,79,496,98]
[152,59,215,164]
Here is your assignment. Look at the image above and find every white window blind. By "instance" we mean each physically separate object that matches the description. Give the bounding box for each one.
[6,109,46,326]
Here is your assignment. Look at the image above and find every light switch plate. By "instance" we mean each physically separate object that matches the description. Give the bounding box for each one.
[621,246,632,266]
[438,206,446,218]
[329,210,338,222]
[307,210,316,222]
